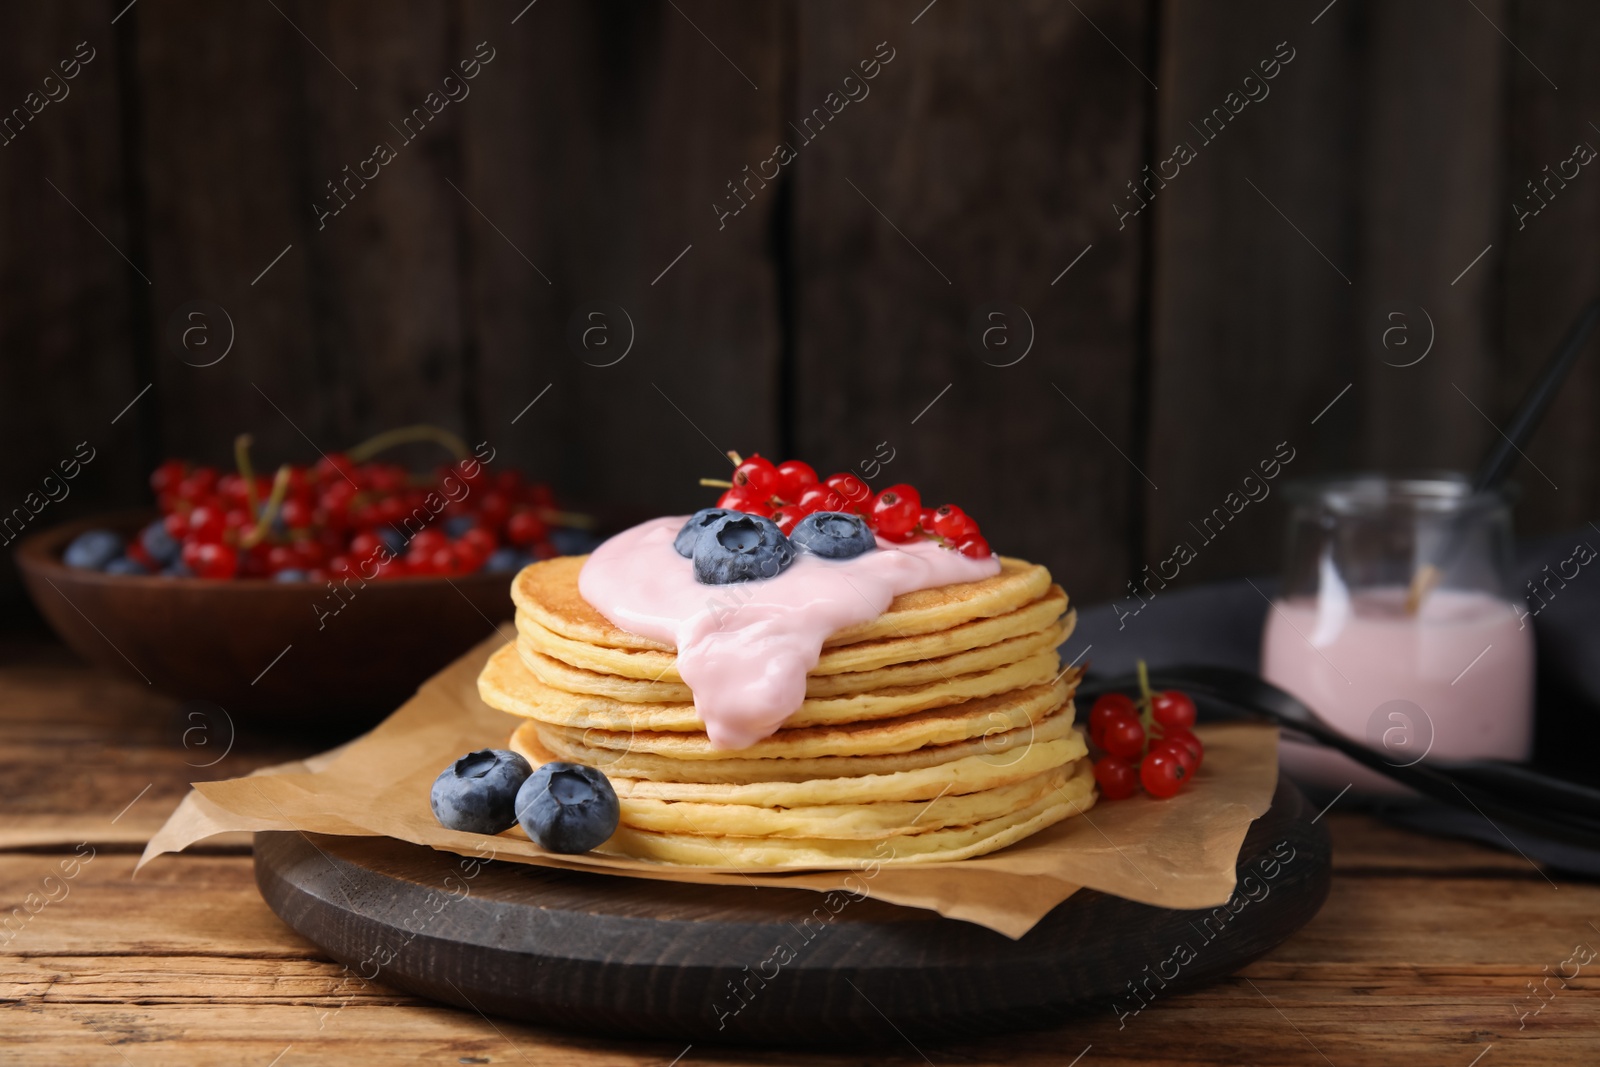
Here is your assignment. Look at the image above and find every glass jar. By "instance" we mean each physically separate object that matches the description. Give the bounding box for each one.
[1261,473,1535,795]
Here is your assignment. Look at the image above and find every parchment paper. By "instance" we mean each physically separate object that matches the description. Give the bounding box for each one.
[142,630,1280,938]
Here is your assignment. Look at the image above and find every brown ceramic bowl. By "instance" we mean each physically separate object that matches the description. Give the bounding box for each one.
[17,510,518,727]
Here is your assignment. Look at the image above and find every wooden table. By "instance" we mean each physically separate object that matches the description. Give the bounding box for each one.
[3,642,1597,1066]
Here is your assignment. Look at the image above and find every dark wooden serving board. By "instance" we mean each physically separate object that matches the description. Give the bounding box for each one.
[254,779,1330,1046]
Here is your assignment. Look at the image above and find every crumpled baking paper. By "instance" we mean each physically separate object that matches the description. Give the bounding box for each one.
[142,630,1279,938]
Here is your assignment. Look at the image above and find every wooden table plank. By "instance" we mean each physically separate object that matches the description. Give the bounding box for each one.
[4,842,1597,1064]
[0,650,320,850]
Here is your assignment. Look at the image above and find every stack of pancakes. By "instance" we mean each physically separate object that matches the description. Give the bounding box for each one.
[477,554,1096,867]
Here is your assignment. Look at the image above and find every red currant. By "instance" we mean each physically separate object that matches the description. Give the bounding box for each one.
[295,540,328,569]
[506,509,547,546]
[477,492,511,532]
[732,455,781,498]
[461,527,498,558]
[1161,729,1204,770]
[958,534,992,559]
[451,541,485,573]
[1093,755,1140,800]
[716,486,772,516]
[880,483,921,510]
[177,467,218,501]
[314,452,357,485]
[1100,715,1146,759]
[868,487,920,541]
[796,485,847,513]
[1152,690,1198,732]
[775,459,818,500]
[769,505,804,535]
[1150,738,1197,778]
[932,504,978,542]
[1140,747,1189,799]
[265,544,299,574]
[186,505,226,544]
[348,531,384,564]
[1088,693,1138,746]
[280,497,313,530]
[150,459,186,496]
[182,541,238,580]
[127,540,156,571]
[371,495,404,528]
[823,473,872,509]
[405,529,444,557]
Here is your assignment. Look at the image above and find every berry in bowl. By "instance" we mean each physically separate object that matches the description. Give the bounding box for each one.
[17,428,599,726]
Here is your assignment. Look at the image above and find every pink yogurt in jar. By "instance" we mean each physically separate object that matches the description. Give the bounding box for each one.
[1262,586,1534,794]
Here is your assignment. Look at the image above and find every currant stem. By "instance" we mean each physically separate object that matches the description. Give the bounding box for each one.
[534,507,594,530]
[234,434,259,516]
[1135,658,1159,747]
[699,478,734,489]
[242,465,292,548]
[347,424,470,463]
[724,450,743,467]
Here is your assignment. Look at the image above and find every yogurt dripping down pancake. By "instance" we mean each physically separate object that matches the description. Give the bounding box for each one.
[515,584,1071,682]
[515,552,1053,653]
[479,639,1075,731]
[572,517,1009,748]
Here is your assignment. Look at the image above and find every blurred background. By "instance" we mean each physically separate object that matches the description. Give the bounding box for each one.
[3,0,1597,624]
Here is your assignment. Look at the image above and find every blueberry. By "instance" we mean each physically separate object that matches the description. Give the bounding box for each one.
[272,568,309,582]
[549,527,601,556]
[692,513,795,584]
[431,749,535,836]
[444,515,475,539]
[377,526,407,555]
[485,547,526,573]
[63,529,124,571]
[139,520,181,567]
[104,556,149,576]
[790,511,876,560]
[162,562,194,578]
[673,508,733,557]
[515,762,620,854]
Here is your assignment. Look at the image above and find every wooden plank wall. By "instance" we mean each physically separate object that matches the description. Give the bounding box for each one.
[2,0,1597,622]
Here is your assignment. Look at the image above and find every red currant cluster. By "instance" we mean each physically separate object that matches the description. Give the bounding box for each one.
[711,454,991,558]
[1087,663,1204,800]
[141,432,569,581]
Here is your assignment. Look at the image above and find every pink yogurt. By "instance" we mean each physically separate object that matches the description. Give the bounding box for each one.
[1261,587,1534,794]
[577,516,1002,749]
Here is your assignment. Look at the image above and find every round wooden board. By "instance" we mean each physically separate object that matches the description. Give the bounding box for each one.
[255,779,1330,1046]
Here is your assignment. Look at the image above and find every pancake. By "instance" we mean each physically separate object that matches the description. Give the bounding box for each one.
[487,538,1096,869]
[515,586,1070,682]
[511,722,1088,806]
[512,554,1054,653]
[480,640,1072,732]
[615,762,1076,840]
[516,620,1072,704]
[597,759,1098,867]
[527,706,1079,784]
[538,679,1074,761]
